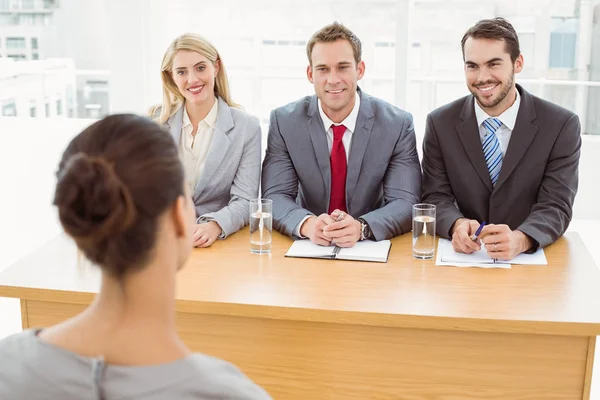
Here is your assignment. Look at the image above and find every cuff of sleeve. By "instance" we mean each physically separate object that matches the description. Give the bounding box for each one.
[517,229,540,253]
[295,215,312,238]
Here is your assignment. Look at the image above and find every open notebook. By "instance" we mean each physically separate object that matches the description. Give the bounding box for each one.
[285,239,392,263]
[436,238,547,268]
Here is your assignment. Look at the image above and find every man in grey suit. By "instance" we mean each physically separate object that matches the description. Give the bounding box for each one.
[422,17,581,260]
[262,22,421,248]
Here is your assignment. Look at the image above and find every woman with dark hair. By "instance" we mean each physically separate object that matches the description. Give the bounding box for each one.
[0,114,270,399]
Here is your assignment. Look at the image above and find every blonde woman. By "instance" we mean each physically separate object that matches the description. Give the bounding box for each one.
[153,33,261,247]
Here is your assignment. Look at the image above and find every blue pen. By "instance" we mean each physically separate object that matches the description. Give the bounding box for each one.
[470,221,486,241]
[470,222,498,263]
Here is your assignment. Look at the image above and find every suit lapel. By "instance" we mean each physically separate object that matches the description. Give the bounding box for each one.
[494,86,538,191]
[166,106,184,145]
[193,98,233,202]
[457,96,493,193]
[346,89,373,208]
[306,96,332,204]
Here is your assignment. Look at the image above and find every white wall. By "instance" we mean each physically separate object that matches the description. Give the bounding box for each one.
[575,135,600,219]
[0,117,94,270]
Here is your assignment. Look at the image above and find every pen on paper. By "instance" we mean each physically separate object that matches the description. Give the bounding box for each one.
[469,222,497,263]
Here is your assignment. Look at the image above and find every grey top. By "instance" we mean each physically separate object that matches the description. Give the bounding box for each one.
[0,329,272,400]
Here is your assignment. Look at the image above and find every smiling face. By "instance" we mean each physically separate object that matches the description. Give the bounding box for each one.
[307,39,365,123]
[463,37,523,116]
[171,50,219,107]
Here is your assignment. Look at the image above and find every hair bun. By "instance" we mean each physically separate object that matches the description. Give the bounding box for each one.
[54,153,137,242]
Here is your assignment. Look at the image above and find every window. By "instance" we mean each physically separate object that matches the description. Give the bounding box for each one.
[20,14,35,25]
[7,54,26,61]
[84,104,101,119]
[21,0,35,9]
[549,17,578,69]
[0,14,19,25]
[45,102,50,117]
[6,37,26,49]
[32,53,39,60]
[2,100,17,117]
[373,41,396,74]
[31,37,38,50]
[56,99,62,115]
[30,106,36,117]
[261,38,307,67]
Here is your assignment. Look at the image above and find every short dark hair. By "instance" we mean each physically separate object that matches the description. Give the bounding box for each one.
[461,17,521,63]
[53,114,185,278]
[306,22,362,65]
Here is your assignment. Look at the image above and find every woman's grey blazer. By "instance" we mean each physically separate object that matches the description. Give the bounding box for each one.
[166,98,261,237]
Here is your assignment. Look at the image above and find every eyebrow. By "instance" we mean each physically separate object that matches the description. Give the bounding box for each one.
[314,61,353,69]
[465,57,504,66]
[174,61,206,71]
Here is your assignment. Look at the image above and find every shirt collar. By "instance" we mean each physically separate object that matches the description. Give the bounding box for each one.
[204,98,219,129]
[474,88,521,131]
[182,106,192,130]
[318,90,361,133]
[182,98,219,130]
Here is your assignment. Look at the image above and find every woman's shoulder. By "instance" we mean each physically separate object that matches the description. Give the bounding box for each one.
[215,98,256,124]
[227,105,257,122]
[225,106,260,133]
[0,329,37,354]
[183,353,272,399]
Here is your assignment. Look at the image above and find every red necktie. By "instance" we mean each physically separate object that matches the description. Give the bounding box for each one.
[328,124,347,214]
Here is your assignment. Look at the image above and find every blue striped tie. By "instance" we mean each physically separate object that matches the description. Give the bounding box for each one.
[482,117,503,186]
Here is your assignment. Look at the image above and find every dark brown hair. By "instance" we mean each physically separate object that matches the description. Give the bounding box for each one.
[461,17,521,63]
[53,114,184,278]
[306,22,362,65]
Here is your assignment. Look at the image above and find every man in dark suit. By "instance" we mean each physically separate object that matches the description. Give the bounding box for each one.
[262,22,421,248]
[422,17,581,260]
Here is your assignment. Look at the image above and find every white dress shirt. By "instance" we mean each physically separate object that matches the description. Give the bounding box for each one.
[179,100,219,194]
[474,89,521,155]
[295,93,361,237]
[317,93,361,161]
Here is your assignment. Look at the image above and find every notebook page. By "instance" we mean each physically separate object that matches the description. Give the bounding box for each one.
[337,240,391,263]
[285,240,336,258]
[438,239,547,266]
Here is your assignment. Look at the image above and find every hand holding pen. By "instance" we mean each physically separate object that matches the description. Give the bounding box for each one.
[332,211,346,222]
[470,221,497,263]
[470,221,486,242]
[451,218,483,254]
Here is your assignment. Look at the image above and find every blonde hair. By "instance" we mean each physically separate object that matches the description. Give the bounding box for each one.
[151,33,239,124]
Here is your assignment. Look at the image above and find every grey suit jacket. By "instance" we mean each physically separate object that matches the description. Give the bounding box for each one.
[166,98,261,237]
[261,89,422,240]
[422,84,581,249]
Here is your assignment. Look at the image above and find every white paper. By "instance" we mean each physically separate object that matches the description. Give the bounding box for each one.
[285,239,391,263]
[338,240,391,263]
[285,240,336,258]
[435,239,547,268]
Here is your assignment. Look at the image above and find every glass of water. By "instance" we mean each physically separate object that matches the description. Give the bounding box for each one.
[250,199,272,254]
[412,203,436,259]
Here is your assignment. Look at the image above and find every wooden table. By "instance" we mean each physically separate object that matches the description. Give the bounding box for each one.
[1,231,600,399]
